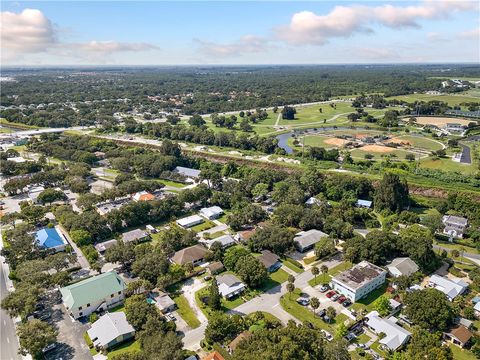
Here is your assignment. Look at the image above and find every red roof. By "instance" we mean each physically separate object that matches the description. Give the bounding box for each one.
[201,351,225,360]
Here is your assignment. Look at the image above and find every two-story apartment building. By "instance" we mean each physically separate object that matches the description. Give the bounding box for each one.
[60,271,126,319]
[442,215,468,239]
[331,261,387,302]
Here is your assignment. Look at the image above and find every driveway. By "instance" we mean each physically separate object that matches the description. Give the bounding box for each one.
[180,278,208,323]
[59,225,91,271]
[43,291,92,360]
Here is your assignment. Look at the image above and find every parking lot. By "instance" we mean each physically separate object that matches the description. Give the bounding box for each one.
[40,291,92,360]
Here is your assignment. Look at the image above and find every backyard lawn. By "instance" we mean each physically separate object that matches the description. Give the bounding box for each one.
[282,259,304,274]
[191,220,216,232]
[173,294,201,328]
[107,340,141,359]
[157,179,187,188]
[449,346,478,360]
[308,261,353,287]
[351,282,390,313]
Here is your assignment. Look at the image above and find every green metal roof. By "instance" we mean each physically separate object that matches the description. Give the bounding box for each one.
[60,272,125,309]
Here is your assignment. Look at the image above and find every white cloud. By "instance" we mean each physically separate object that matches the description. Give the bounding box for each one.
[1,9,159,63]
[195,35,272,57]
[1,8,56,58]
[276,0,477,45]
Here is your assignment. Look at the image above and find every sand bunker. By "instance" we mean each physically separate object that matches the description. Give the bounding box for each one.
[324,138,348,146]
[413,116,472,127]
[360,145,394,153]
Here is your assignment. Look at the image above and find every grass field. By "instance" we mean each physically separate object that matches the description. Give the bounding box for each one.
[386,93,479,107]
[107,340,141,359]
[191,220,215,232]
[173,294,201,328]
[157,179,187,188]
[350,147,414,160]
[308,261,353,287]
[282,259,304,273]
[279,102,354,126]
[420,157,475,174]
[449,345,477,360]
[390,135,444,151]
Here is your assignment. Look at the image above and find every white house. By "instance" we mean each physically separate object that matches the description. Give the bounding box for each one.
[87,312,135,350]
[60,271,126,319]
[356,199,372,208]
[294,229,328,252]
[365,311,411,351]
[387,257,419,278]
[199,206,224,220]
[217,274,246,299]
[200,234,236,249]
[331,261,387,302]
[442,215,468,239]
[176,215,204,228]
[174,166,201,183]
[428,275,468,301]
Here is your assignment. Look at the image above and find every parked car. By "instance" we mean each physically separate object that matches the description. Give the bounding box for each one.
[345,332,356,342]
[342,299,352,307]
[297,298,310,306]
[331,294,340,301]
[318,309,326,318]
[204,275,212,281]
[319,285,329,292]
[337,296,346,303]
[321,330,333,341]
[165,313,176,321]
[38,312,51,321]
[357,343,369,350]
[326,291,336,298]
[42,343,57,353]
[323,315,332,323]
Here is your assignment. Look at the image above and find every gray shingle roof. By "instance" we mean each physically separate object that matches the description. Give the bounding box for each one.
[87,312,135,348]
[294,229,328,249]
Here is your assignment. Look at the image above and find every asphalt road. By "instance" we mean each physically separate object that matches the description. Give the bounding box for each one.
[459,144,471,164]
[0,255,22,360]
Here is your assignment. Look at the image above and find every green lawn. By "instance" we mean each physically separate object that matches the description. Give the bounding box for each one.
[157,179,187,188]
[420,157,475,175]
[107,340,141,359]
[191,220,216,232]
[173,294,201,328]
[351,282,390,313]
[393,135,444,151]
[308,261,353,287]
[449,345,478,360]
[269,268,289,284]
[386,93,480,107]
[280,289,347,332]
[282,259,304,274]
[350,147,415,161]
[279,102,355,126]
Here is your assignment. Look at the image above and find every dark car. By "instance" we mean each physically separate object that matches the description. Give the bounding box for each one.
[318,309,326,318]
[342,299,352,307]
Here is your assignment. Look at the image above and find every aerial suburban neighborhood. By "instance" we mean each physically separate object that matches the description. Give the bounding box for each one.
[0,1,480,360]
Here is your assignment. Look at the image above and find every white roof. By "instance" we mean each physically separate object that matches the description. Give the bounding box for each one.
[217,274,245,297]
[199,234,235,249]
[174,166,201,178]
[176,215,204,227]
[9,156,26,163]
[366,311,411,351]
[357,199,372,207]
[87,312,135,348]
[474,302,480,312]
[305,197,321,205]
[429,275,468,300]
[387,257,419,276]
[199,206,223,218]
[442,215,468,227]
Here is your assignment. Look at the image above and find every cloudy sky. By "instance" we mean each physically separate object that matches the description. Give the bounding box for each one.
[1,1,479,65]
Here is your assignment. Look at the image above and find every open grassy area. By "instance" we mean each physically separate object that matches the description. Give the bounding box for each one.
[157,179,187,188]
[280,288,347,332]
[449,345,478,360]
[386,93,479,107]
[308,261,353,287]
[350,147,414,161]
[279,102,354,126]
[393,135,444,151]
[191,220,216,232]
[351,282,390,313]
[269,268,289,284]
[173,294,201,328]
[107,340,141,359]
[420,157,476,175]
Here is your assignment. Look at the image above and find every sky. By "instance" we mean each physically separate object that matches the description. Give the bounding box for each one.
[1,0,479,65]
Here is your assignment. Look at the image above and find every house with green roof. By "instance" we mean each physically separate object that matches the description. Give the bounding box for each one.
[60,271,126,319]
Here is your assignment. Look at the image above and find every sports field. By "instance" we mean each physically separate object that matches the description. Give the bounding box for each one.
[383,135,444,151]
[412,116,473,127]
[350,147,415,160]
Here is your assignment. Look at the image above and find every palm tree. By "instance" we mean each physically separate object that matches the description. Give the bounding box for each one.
[320,265,329,284]
[288,275,295,284]
[286,283,295,299]
[310,297,320,316]
[312,266,319,284]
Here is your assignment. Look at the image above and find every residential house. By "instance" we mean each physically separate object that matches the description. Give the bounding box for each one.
[28,186,45,203]
[428,275,468,301]
[294,229,329,252]
[133,191,155,202]
[95,239,118,254]
[365,311,411,351]
[236,229,256,243]
[442,215,468,239]
[258,250,281,272]
[200,234,236,249]
[331,261,387,302]
[121,229,149,244]
[35,227,68,253]
[206,261,225,275]
[444,325,473,348]
[149,291,176,313]
[387,257,419,278]
[228,331,252,354]
[356,199,372,208]
[174,166,201,183]
[176,215,204,228]
[60,271,126,319]
[87,312,135,350]
[201,351,225,360]
[170,244,210,266]
[305,197,321,206]
[474,302,480,318]
[95,197,131,216]
[199,206,224,220]
[217,274,246,299]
